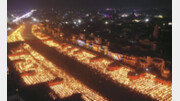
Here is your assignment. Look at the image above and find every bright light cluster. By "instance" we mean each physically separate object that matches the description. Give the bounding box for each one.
[32,25,172,101]
[49,72,107,101]
[7,25,25,43]
[8,45,56,85]
[73,51,96,64]
[8,43,107,101]
[32,26,97,66]
[39,36,97,66]
[24,44,108,101]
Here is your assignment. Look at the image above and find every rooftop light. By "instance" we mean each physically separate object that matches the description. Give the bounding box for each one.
[105,21,109,25]
[145,18,149,22]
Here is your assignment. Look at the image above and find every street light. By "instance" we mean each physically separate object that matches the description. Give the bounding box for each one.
[90,19,93,22]
[8,27,11,31]
[168,22,172,26]
[33,18,37,22]
[105,21,109,25]
[145,18,149,23]
[78,19,82,23]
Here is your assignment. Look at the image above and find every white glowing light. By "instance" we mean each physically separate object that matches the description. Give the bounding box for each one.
[45,19,49,22]
[65,21,68,24]
[145,68,149,71]
[145,18,149,22]
[90,19,93,22]
[8,27,12,31]
[121,14,128,18]
[168,22,172,26]
[133,19,141,23]
[105,21,109,25]
[11,14,15,18]
[13,9,36,22]
[73,21,77,25]
[78,19,82,23]
[154,15,163,19]
[86,14,89,17]
[33,18,37,22]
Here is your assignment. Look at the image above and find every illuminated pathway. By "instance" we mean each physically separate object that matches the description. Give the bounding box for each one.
[14,23,153,100]
[7,23,171,101]
[24,24,154,101]
[30,24,172,101]
[7,25,25,43]
[8,43,108,101]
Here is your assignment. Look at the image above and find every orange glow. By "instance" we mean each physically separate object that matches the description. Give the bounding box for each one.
[8,42,107,101]
[7,25,25,43]
[31,25,172,101]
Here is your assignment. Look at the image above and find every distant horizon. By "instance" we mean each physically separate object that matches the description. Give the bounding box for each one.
[8,0,172,10]
[7,7,172,11]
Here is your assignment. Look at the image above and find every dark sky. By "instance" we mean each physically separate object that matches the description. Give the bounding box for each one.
[8,0,172,10]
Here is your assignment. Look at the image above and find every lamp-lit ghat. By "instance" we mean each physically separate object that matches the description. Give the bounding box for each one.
[8,43,107,101]
[7,25,25,43]
[31,24,172,101]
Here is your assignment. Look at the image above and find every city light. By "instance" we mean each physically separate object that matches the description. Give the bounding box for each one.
[45,19,49,22]
[86,13,89,17]
[7,27,12,31]
[65,21,69,24]
[73,21,77,25]
[32,17,37,22]
[154,15,164,19]
[90,18,93,22]
[168,22,172,26]
[145,18,149,22]
[78,19,82,23]
[133,19,141,23]
[105,21,109,25]
[145,68,149,71]
[121,14,128,18]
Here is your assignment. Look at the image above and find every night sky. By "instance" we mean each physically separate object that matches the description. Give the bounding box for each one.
[8,0,172,10]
